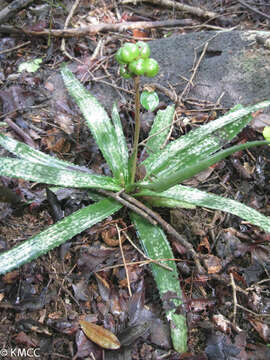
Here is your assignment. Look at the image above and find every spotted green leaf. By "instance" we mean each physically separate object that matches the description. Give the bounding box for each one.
[0,157,121,191]
[143,101,270,179]
[136,186,270,233]
[140,90,159,112]
[61,65,128,184]
[139,140,269,192]
[0,133,90,172]
[0,198,122,274]
[146,105,174,153]
[131,212,187,353]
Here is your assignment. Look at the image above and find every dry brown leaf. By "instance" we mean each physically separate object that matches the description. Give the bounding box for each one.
[101,227,125,247]
[2,270,19,283]
[203,255,222,274]
[132,28,148,38]
[79,320,120,350]
[198,237,211,254]
[249,317,270,342]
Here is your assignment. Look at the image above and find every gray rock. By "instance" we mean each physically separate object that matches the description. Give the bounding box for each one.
[147,30,270,108]
[56,31,270,113]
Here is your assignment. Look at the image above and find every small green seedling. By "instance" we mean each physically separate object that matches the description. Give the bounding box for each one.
[1,41,270,353]
[140,90,159,112]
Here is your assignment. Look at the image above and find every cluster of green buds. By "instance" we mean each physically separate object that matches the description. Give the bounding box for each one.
[115,41,159,79]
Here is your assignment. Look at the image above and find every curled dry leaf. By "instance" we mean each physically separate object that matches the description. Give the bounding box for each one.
[203,254,222,274]
[79,320,120,350]
[101,226,126,247]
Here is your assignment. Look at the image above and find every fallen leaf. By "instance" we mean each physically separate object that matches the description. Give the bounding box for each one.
[79,320,120,350]
[249,317,270,342]
[198,237,211,254]
[203,255,222,274]
[132,28,148,38]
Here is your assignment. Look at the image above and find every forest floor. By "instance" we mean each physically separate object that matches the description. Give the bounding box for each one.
[0,1,270,359]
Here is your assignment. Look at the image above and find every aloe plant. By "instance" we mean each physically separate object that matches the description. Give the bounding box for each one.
[1,42,270,353]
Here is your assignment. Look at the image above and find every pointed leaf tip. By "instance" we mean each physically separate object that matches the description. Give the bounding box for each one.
[79,320,121,349]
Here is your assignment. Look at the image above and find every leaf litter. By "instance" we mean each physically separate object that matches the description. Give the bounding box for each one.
[1,0,270,359]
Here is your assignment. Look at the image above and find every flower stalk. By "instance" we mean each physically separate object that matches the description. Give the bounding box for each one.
[130,75,141,184]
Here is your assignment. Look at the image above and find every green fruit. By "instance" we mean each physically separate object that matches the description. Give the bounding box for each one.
[137,41,150,59]
[144,58,159,77]
[129,58,146,76]
[115,48,125,64]
[120,65,132,79]
[121,43,140,63]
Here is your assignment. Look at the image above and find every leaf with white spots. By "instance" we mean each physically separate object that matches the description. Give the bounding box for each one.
[0,133,90,172]
[139,140,269,192]
[143,101,270,178]
[0,157,121,191]
[61,65,128,184]
[136,185,270,233]
[131,212,187,353]
[140,90,159,111]
[146,105,174,153]
[0,198,122,274]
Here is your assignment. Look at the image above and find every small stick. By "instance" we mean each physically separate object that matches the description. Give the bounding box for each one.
[121,0,218,20]
[61,0,81,62]
[0,19,193,38]
[0,0,34,24]
[96,189,158,226]
[116,224,132,296]
[120,192,205,274]
[178,41,209,103]
[0,41,30,55]
[230,272,237,325]
[122,230,173,271]
[5,117,36,148]
[236,303,270,318]
[96,258,179,273]
[238,0,270,22]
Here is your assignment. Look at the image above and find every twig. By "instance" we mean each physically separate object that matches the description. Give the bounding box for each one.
[161,106,175,149]
[230,272,237,325]
[121,0,218,20]
[147,83,178,103]
[178,41,209,103]
[120,192,205,274]
[0,0,34,24]
[0,19,193,38]
[96,189,158,226]
[117,224,132,296]
[96,258,180,273]
[5,117,36,148]
[98,189,204,273]
[122,230,173,271]
[61,0,81,62]
[0,41,30,55]
[236,303,270,318]
[238,0,270,21]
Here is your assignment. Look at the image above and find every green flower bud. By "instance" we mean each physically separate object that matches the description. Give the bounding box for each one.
[121,43,140,63]
[144,58,159,77]
[137,41,150,59]
[120,64,132,79]
[115,48,125,64]
[128,58,146,76]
